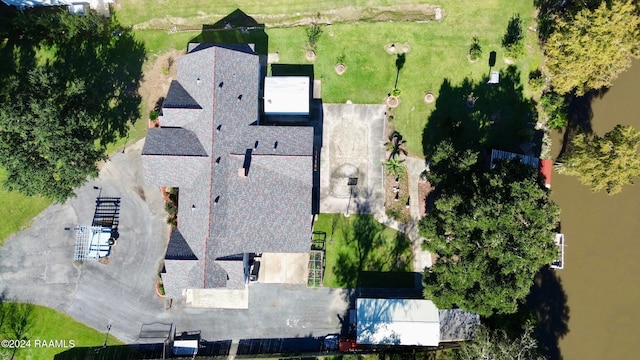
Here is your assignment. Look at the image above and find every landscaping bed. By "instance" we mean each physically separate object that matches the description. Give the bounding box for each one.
[384,166,411,224]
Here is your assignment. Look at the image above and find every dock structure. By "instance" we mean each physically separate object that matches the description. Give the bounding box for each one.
[551,233,565,269]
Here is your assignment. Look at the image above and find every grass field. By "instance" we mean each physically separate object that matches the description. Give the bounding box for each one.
[0,169,51,245]
[313,214,413,288]
[2,303,122,360]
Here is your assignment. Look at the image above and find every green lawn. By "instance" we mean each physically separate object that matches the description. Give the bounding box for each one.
[0,169,51,245]
[2,303,122,360]
[313,214,413,288]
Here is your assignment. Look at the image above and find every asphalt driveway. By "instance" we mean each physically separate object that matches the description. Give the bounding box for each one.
[0,140,347,344]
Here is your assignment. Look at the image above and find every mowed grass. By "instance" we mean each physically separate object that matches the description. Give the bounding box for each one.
[313,214,413,288]
[5,303,122,360]
[0,169,51,245]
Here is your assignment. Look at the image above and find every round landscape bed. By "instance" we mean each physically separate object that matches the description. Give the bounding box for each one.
[386,96,400,108]
[424,92,435,103]
[155,279,166,297]
[305,50,316,62]
[335,63,347,75]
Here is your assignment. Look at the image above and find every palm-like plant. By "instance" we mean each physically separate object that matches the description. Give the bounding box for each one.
[384,155,406,177]
[385,130,408,160]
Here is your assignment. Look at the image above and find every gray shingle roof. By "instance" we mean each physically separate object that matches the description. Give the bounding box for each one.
[142,43,314,293]
[217,260,246,289]
[162,260,203,298]
[232,126,314,156]
[163,80,202,109]
[166,228,198,260]
[143,128,208,156]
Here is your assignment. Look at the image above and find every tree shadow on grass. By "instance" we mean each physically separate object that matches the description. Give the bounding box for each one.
[331,211,413,289]
[52,21,145,146]
[422,66,538,160]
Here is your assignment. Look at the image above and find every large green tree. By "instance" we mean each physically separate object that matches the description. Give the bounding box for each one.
[0,69,106,201]
[420,142,559,316]
[556,125,640,195]
[543,0,640,95]
[0,9,144,201]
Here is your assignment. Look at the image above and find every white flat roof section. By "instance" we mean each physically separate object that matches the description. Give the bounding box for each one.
[357,298,441,346]
[264,76,310,115]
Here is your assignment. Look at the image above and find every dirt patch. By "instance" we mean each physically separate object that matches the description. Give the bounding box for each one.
[384,166,410,224]
[424,92,435,103]
[138,49,183,116]
[132,5,445,31]
[418,180,434,218]
[385,96,400,108]
[305,50,316,62]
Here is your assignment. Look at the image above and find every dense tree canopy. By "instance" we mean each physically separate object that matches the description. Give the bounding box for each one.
[557,125,640,195]
[543,0,640,95]
[420,142,559,316]
[0,9,144,202]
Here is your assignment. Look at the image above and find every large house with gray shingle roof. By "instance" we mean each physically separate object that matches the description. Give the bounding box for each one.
[141,42,315,298]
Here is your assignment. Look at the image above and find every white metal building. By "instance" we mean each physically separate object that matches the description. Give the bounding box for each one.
[356,298,441,346]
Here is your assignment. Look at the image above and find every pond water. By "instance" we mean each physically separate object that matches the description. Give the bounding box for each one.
[551,60,640,359]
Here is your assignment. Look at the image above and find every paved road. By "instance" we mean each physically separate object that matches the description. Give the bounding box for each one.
[0,140,347,344]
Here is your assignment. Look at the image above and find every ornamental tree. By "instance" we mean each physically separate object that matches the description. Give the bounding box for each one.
[556,125,640,195]
[543,0,640,95]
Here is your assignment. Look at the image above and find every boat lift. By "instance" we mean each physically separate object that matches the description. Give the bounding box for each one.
[551,233,565,270]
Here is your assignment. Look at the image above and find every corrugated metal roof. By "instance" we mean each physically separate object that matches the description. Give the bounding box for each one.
[490,149,539,169]
[356,298,440,346]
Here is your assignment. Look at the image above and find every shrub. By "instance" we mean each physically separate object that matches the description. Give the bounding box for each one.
[306,17,323,50]
[540,92,568,130]
[391,88,402,97]
[528,68,544,93]
[149,110,159,120]
[468,36,482,61]
[502,14,524,58]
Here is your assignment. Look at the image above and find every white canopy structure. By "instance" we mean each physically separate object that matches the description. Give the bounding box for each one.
[74,226,112,261]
